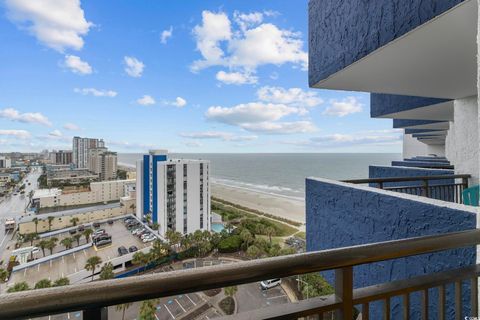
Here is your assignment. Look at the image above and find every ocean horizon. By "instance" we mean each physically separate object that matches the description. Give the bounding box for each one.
[119,153,402,200]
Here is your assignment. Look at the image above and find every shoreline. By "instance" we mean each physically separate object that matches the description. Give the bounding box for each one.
[212,182,305,224]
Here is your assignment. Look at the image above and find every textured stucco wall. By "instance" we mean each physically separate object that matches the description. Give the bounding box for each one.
[308,0,464,86]
[306,178,477,319]
[391,160,452,169]
[393,119,445,128]
[369,165,453,186]
[403,134,445,158]
[371,93,449,118]
[445,96,479,185]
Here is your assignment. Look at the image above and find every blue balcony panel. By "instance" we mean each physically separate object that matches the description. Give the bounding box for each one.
[404,128,445,135]
[309,0,476,99]
[371,93,451,119]
[306,178,476,319]
[392,160,452,169]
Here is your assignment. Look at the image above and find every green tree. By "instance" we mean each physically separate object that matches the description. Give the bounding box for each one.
[45,237,58,255]
[246,245,262,259]
[24,233,38,246]
[53,277,70,286]
[149,240,169,262]
[70,217,79,227]
[132,252,150,266]
[47,216,55,231]
[116,303,133,320]
[265,226,276,244]
[85,256,102,281]
[239,229,254,250]
[224,286,238,297]
[60,237,73,250]
[139,299,159,320]
[34,278,52,289]
[73,233,82,246]
[83,228,93,243]
[38,240,49,257]
[99,262,114,280]
[0,268,8,282]
[165,230,182,248]
[7,281,30,293]
[32,217,39,233]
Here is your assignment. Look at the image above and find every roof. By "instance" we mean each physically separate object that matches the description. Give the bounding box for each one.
[32,188,61,198]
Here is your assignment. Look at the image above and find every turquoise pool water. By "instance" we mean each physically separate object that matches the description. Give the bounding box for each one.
[211,223,224,233]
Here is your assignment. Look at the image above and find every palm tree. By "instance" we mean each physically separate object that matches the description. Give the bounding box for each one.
[46,238,58,255]
[7,281,30,293]
[240,229,254,250]
[60,237,73,250]
[53,277,70,286]
[73,234,82,246]
[246,245,262,259]
[224,286,238,297]
[139,299,159,320]
[38,240,49,257]
[166,230,182,248]
[99,262,114,280]
[149,240,169,262]
[34,278,52,289]
[70,217,79,227]
[83,228,93,243]
[115,303,133,320]
[132,252,149,266]
[47,216,54,231]
[32,217,39,233]
[265,226,276,244]
[85,256,102,281]
[0,268,8,282]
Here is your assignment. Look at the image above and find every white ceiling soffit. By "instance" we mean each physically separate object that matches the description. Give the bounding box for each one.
[378,101,454,120]
[313,0,477,99]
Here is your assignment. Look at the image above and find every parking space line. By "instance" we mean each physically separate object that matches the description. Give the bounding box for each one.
[37,264,40,271]
[23,269,26,277]
[267,295,287,300]
[62,256,65,264]
[174,299,186,313]
[154,314,159,320]
[83,250,86,256]
[50,260,52,267]
[186,294,196,306]
[164,304,175,319]
[73,253,75,260]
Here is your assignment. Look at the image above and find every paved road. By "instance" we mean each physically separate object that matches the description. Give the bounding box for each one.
[0,168,41,256]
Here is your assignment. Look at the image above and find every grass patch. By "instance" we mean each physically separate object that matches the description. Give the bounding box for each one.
[219,296,235,315]
[256,235,285,247]
[295,231,306,240]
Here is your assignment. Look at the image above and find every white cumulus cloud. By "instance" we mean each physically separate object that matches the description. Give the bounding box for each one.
[161,26,173,44]
[137,95,155,106]
[257,86,323,108]
[191,10,307,79]
[63,123,80,131]
[216,70,257,85]
[0,129,31,139]
[180,131,258,141]
[241,121,316,134]
[49,129,62,137]
[74,88,117,97]
[4,0,92,52]
[0,108,52,126]
[323,97,363,117]
[165,97,187,108]
[124,56,145,78]
[64,55,92,74]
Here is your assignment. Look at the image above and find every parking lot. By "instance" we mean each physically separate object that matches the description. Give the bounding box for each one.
[10,219,152,288]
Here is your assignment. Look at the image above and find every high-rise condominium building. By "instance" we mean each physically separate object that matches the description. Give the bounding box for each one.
[0,156,11,169]
[136,150,210,238]
[88,148,118,181]
[50,150,73,165]
[72,136,105,169]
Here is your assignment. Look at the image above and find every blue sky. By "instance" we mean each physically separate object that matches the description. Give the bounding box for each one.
[0,0,401,153]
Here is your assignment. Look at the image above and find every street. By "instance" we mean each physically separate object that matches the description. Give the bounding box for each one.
[0,168,41,256]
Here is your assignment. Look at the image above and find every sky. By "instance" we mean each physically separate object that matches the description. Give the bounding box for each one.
[0,0,402,153]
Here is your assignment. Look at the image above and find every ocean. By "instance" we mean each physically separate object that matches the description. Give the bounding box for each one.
[118,153,402,200]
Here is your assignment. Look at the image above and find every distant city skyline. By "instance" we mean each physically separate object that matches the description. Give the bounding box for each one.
[0,0,401,153]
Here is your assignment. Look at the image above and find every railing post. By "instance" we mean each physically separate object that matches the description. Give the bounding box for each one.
[423,179,430,198]
[83,307,108,320]
[462,177,469,190]
[335,267,353,320]
[378,182,384,189]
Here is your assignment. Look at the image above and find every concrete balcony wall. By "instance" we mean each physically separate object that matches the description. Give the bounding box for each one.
[309,0,464,87]
[370,93,450,118]
[306,178,477,319]
[445,96,479,185]
[369,165,454,187]
[403,134,445,158]
[391,160,453,169]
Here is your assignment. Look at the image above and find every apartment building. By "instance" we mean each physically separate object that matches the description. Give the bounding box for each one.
[49,150,73,165]
[88,148,118,181]
[72,136,105,168]
[0,156,11,169]
[136,150,210,237]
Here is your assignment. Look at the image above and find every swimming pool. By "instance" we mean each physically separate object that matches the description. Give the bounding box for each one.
[211,223,224,233]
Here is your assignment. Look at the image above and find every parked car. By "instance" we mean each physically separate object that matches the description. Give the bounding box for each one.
[69,229,77,235]
[107,219,114,225]
[77,225,85,232]
[260,279,281,290]
[93,229,105,237]
[95,238,112,247]
[138,230,150,237]
[141,233,152,240]
[93,222,101,228]
[143,236,156,243]
[118,246,128,256]
[132,228,145,235]
[128,246,138,253]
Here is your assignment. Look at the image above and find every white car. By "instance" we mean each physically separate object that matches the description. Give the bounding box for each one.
[260,278,281,290]
[141,233,152,239]
[132,228,143,235]
[143,236,156,243]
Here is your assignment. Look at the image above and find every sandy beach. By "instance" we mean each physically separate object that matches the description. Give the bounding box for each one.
[212,183,305,224]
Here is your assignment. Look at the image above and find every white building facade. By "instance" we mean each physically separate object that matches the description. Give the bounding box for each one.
[136,150,210,237]
[0,156,11,169]
[72,136,105,169]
